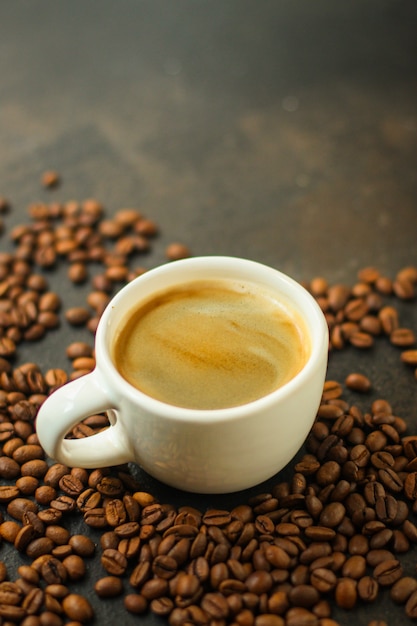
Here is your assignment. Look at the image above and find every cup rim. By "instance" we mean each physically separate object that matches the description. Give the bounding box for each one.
[96,256,329,422]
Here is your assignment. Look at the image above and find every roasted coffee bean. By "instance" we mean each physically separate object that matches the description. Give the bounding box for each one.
[345,372,371,392]
[59,474,84,497]
[319,503,346,528]
[349,331,374,348]
[390,576,417,605]
[62,554,86,581]
[406,590,417,618]
[285,607,319,626]
[62,593,94,622]
[310,567,337,593]
[124,592,148,614]
[378,467,403,492]
[50,494,76,512]
[335,577,357,609]
[390,327,416,347]
[401,350,417,366]
[348,534,369,555]
[35,485,57,505]
[77,488,101,512]
[94,575,124,598]
[118,535,141,559]
[7,497,38,521]
[165,243,191,261]
[373,559,403,586]
[22,586,44,614]
[341,555,367,579]
[357,575,379,602]
[152,555,178,579]
[101,548,128,576]
[83,507,107,528]
[379,306,399,335]
[65,307,91,326]
[141,577,169,600]
[37,508,63,524]
[0,455,21,478]
[41,557,68,585]
[288,584,320,608]
[44,463,69,488]
[130,560,152,589]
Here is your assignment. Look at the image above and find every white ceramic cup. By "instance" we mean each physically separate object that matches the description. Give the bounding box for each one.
[36,256,329,493]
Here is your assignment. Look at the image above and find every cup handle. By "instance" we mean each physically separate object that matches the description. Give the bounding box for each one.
[36,371,134,468]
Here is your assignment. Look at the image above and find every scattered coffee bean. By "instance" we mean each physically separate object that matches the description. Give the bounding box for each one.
[94,575,124,597]
[1,193,417,624]
[41,170,60,188]
[345,372,371,393]
[165,242,191,260]
[62,592,94,622]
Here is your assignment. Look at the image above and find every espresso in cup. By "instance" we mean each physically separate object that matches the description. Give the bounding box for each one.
[113,278,310,410]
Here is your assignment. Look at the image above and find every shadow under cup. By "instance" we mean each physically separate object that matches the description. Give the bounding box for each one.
[98,257,329,492]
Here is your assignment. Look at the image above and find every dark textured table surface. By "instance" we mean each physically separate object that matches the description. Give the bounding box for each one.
[0,2,417,625]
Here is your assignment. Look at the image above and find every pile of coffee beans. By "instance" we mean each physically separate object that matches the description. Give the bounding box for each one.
[0,189,417,626]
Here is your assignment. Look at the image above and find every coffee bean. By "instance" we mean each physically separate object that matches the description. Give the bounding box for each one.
[101,548,128,576]
[379,306,399,335]
[345,372,371,392]
[62,554,86,581]
[286,607,319,626]
[0,455,21,479]
[319,502,346,528]
[140,577,169,601]
[335,577,357,609]
[37,508,63,524]
[341,555,367,580]
[165,243,191,261]
[403,519,417,543]
[96,476,124,497]
[152,555,178,579]
[124,592,148,614]
[94,575,124,598]
[62,593,94,623]
[349,331,374,348]
[44,464,70,488]
[374,559,403,586]
[390,327,416,347]
[357,575,379,602]
[406,590,417,618]
[7,497,38,521]
[65,307,91,326]
[83,507,107,528]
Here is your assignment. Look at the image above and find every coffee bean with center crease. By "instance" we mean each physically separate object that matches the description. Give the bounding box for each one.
[374,559,403,586]
[101,548,128,576]
[357,575,379,602]
[152,555,178,579]
[378,467,403,492]
[375,495,398,523]
[40,556,68,585]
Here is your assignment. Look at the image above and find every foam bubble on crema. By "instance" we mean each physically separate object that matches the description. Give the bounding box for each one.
[114,279,310,410]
